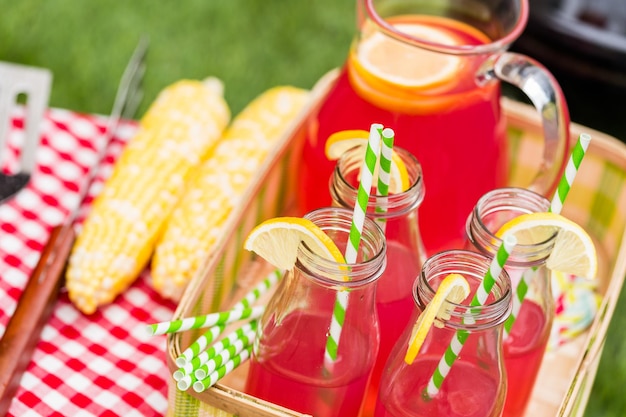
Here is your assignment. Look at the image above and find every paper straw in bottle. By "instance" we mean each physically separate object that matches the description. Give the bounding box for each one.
[146,305,264,336]
[324,123,382,366]
[375,127,394,232]
[426,234,517,398]
[550,133,592,215]
[505,133,591,336]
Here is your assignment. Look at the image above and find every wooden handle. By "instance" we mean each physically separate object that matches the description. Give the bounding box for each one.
[0,224,75,415]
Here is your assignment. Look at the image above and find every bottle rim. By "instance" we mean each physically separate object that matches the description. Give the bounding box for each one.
[298,207,387,288]
[415,249,512,330]
[330,145,425,219]
[466,186,555,266]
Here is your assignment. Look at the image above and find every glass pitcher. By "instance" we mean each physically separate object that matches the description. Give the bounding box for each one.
[296,0,570,255]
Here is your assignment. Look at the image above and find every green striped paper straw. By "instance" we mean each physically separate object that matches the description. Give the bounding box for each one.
[193,331,253,380]
[174,320,257,374]
[174,324,226,368]
[504,133,591,336]
[173,270,280,366]
[176,370,197,391]
[503,268,534,337]
[192,346,253,392]
[324,123,382,366]
[426,234,517,398]
[232,269,283,310]
[549,133,592,215]
[146,305,264,336]
[375,127,394,231]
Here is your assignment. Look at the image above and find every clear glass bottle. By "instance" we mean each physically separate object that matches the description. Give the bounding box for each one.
[376,250,512,417]
[465,187,555,417]
[329,144,426,415]
[244,207,387,417]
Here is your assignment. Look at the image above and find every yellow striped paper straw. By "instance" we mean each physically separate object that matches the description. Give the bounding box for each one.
[426,234,517,398]
[324,123,382,366]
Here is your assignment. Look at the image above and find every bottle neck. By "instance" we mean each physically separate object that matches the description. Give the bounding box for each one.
[416,250,512,331]
[466,187,554,268]
[330,145,425,220]
[297,207,386,289]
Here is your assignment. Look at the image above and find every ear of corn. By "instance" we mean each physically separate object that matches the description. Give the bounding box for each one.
[66,78,231,314]
[150,86,310,301]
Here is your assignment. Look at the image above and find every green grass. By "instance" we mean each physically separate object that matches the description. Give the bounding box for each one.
[2,1,625,415]
[0,0,354,118]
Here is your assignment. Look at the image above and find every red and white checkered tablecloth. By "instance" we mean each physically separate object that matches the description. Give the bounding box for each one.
[0,107,178,416]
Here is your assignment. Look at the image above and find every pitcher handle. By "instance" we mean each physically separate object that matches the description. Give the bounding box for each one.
[483,52,571,196]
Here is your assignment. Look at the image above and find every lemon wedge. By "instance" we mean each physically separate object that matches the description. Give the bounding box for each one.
[244,217,346,271]
[324,129,410,193]
[495,212,597,279]
[405,273,470,364]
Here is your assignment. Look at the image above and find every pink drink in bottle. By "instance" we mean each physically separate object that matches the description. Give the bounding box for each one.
[245,207,386,417]
[375,250,512,417]
[465,187,554,417]
[329,143,426,416]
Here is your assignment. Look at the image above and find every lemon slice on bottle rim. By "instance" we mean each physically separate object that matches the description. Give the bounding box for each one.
[244,216,346,271]
[495,212,597,279]
[404,273,471,365]
[324,129,410,193]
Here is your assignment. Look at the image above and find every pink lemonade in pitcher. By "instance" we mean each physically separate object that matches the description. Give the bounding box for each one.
[374,355,500,417]
[245,310,373,417]
[503,300,550,417]
[297,14,508,253]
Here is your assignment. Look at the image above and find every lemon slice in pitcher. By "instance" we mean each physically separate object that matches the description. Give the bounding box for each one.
[325,129,410,193]
[405,273,471,365]
[495,212,598,279]
[357,22,463,89]
[244,217,346,271]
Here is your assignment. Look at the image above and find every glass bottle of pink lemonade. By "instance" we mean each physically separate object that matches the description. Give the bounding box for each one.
[465,187,555,417]
[295,0,570,255]
[329,143,426,416]
[244,207,386,417]
[375,250,512,417]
